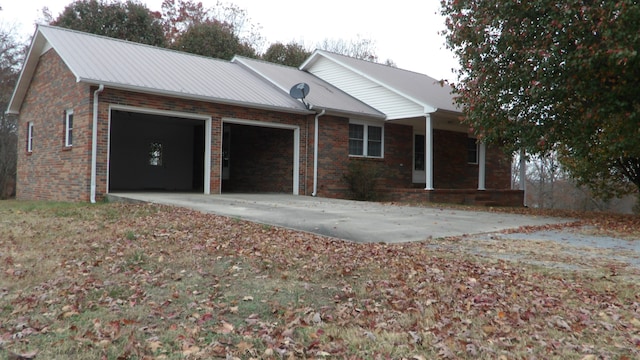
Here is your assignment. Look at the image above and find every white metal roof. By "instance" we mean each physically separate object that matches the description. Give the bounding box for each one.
[300,50,460,114]
[8,25,312,114]
[232,56,385,119]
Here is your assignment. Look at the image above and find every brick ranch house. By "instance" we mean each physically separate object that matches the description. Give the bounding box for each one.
[7,25,523,206]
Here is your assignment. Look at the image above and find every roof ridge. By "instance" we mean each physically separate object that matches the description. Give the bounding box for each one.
[316,49,443,81]
[233,55,301,70]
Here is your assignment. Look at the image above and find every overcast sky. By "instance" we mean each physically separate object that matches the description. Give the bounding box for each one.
[0,0,459,81]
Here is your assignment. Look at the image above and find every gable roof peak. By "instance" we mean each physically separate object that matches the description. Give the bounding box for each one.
[301,49,459,114]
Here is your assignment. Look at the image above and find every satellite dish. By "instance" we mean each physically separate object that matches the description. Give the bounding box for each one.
[289,82,310,99]
[289,82,311,109]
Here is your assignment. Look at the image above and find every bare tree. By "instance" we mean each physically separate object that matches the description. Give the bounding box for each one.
[0,21,25,198]
[317,35,378,62]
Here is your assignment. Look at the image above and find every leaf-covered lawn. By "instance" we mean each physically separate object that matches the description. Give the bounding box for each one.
[1,201,639,359]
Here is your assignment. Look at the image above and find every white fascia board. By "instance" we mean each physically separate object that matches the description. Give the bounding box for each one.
[298,49,322,70]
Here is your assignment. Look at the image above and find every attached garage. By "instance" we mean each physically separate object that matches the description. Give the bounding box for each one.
[108,108,211,193]
[221,118,300,195]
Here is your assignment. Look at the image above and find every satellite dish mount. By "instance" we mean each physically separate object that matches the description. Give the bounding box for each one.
[289,82,311,109]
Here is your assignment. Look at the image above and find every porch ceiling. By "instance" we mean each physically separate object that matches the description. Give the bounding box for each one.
[390,114,469,133]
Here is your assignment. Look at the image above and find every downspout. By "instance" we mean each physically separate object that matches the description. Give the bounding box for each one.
[312,109,326,196]
[90,84,104,203]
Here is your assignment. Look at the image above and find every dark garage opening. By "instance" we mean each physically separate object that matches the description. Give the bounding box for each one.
[109,110,205,192]
[222,123,294,193]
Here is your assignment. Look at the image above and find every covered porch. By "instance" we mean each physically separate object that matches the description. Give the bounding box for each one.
[387,111,524,207]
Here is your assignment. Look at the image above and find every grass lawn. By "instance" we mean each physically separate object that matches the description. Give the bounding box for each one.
[0,201,639,359]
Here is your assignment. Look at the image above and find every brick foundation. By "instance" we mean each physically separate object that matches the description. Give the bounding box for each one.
[385,188,525,207]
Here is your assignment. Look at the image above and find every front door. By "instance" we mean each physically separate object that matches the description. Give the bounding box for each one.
[413,133,426,183]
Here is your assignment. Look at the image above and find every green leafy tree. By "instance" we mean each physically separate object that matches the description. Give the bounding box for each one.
[171,20,255,60]
[262,42,311,67]
[441,0,640,202]
[53,0,166,46]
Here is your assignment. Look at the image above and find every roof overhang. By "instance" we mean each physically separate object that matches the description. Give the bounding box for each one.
[80,79,315,116]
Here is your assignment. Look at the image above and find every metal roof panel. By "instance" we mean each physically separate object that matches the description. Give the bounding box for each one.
[233,56,385,119]
[34,25,310,112]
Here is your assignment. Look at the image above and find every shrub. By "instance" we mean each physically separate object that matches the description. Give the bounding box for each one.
[343,160,382,201]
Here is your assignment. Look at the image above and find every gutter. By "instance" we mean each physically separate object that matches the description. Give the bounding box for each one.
[90,84,104,203]
[311,108,325,196]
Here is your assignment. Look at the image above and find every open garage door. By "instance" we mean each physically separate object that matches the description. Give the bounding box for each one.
[221,120,299,194]
[109,110,208,193]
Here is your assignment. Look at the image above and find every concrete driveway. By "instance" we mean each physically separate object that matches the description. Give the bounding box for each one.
[110,193,572,243]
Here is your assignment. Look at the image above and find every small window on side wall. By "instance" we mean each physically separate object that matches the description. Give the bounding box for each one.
[467,137,478,164]
[65,109,73,147]
[149,142,163,166]
[27,122,34,153]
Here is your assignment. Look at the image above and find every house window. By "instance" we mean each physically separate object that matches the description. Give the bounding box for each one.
[64,109,73,147]
[467,137,478,164]
[149,142,163,166]
[27,122,34,152]
[349,122,383,158]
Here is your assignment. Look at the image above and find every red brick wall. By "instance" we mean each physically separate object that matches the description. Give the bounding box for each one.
[485,145,512,189]
[432,130,512,190]
[314,118,413,199]
[433,130,477,189]
[382,123,413,188]
[16,49,92,201]
[224,124,294,193]
[314,115,349,197]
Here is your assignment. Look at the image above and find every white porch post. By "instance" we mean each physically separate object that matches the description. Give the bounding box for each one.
[425,114,434,190]
[478,142,486,190]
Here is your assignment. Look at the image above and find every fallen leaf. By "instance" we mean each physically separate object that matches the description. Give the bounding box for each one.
[215,321,234,334]
[182,345,200,356]
[236,341,253,353]
[6,350,38,360]
[147,340,163,352]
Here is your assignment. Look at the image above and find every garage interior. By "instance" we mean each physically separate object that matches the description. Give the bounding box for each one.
[109,110,205,192]
[222,123,294,194]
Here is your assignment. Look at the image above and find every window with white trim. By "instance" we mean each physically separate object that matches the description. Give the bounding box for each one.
[64,109,73,147]
[349,121,383,158]
[467,137,478,164]
[27,122,34,152]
